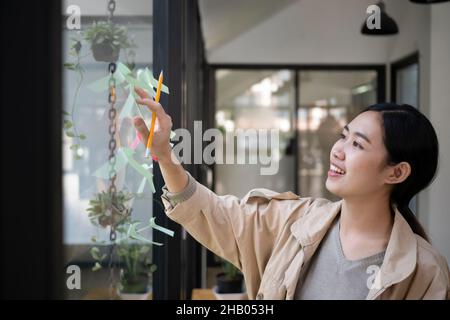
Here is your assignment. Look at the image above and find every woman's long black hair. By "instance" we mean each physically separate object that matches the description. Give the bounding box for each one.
[362,103,439,242]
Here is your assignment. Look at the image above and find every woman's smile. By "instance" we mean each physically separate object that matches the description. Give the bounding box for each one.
[328,163,346,177]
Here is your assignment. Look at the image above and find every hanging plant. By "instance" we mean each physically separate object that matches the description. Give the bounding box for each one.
[63,23,136,160]
[86,190,134,228]
[84,21,136,63]
[87,190,174,297]
[64,32,88,159]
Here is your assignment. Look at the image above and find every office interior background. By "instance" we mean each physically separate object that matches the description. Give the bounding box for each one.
[1,0,449,299]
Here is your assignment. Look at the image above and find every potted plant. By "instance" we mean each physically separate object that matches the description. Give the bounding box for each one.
[87,190,133,228]
[83,20,135,62]
[117,243,156,300]
[213,259,247,300]
[63,21,137,159]
[87,189,174,300]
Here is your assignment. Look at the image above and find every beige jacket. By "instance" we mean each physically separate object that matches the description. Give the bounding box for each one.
[162,177,450,300]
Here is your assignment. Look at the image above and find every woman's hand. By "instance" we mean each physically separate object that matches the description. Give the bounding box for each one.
[133,87,173,162]
[134,87,188,192]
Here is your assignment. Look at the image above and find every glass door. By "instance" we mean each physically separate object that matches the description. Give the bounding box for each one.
[214,69,296,198]
[62,0,154,299]
[297,70,378,201]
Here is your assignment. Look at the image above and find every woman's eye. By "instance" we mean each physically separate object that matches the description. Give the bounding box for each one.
[339,133,346,140]
[353,141,363,150]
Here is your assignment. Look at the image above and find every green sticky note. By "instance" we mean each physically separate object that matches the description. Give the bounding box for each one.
[87,73,125,93]
[119,91,136,121]
[128,222,163,246]
[143,68,153,86]
[137,69,156,98]
[142,164,155,193]
[124,75,137,87]
[117,62,132,76]
[137,177,146,194]
[92,148,128,179]
[122,148,155,193]
[87,75,109,93]
[148,71,170,94]
[149,217,175,237]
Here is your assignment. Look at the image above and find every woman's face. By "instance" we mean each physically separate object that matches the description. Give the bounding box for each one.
[326,111,392,199]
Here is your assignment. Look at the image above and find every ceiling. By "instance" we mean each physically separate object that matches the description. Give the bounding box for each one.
[198,0,296,52]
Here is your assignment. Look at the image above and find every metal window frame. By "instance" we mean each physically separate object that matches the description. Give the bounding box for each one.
[152,0,206,300]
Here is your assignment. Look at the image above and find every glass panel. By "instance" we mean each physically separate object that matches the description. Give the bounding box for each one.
[395,62,419,214]
[62,0,153,299]
[396,63,418,107]
[209,69,296,288]
[297,70,377,201]
[214,69,296,198]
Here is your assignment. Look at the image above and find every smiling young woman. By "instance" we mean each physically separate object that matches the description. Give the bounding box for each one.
[133,92,449,299]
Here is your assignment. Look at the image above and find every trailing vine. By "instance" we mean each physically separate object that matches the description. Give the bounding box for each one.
[64,33,88,160]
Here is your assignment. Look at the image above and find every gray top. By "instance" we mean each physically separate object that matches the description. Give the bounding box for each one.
[295,217,385,300]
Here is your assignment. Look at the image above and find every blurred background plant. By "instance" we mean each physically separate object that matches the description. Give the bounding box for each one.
[86,189,172,295]
[221,259,240,281]
[117,243,156,294]
[215,258,244,294]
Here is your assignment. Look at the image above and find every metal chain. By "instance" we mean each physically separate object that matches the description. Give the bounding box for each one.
[107,61,118,299]
[107,0,116,21]
[100,0,117,300]
[108,61,117,240]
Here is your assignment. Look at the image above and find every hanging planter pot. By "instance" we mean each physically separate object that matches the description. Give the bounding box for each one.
[84,20,134,63]
[91,42,120,63]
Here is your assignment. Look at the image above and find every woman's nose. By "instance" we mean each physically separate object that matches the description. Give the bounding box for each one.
[332,148,345,161]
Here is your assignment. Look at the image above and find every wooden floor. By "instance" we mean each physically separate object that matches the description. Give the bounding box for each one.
[83,287,216,300]
[191,288,216,300]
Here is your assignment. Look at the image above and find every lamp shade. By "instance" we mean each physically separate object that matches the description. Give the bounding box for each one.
[410,0,450,4]
[361,2,399,35]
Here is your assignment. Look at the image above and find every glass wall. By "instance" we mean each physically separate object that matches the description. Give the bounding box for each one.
[395,62,418,107]
[62,0,154,299]
[393,57,419,214]
[209,68,296,288]
[214,69,296,198]
[297,70,378,201]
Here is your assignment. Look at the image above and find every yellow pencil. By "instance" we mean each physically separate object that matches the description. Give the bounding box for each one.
[145,70,163,158]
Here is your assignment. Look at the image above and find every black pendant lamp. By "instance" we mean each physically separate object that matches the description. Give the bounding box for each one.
[410,0,450,4]
[361,1,399,35]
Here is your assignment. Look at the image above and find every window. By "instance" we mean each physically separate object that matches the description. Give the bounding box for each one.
[297,70,379,201]
[391,52,420,214]
[62,0,154,299]
[214,69,296,198]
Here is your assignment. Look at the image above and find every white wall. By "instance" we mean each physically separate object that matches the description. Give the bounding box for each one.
[427,3,450,262]
[383,1,432,235]
[389,1,450,262]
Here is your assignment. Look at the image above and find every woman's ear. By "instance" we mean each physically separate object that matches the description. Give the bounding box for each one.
[385,161,411,185]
